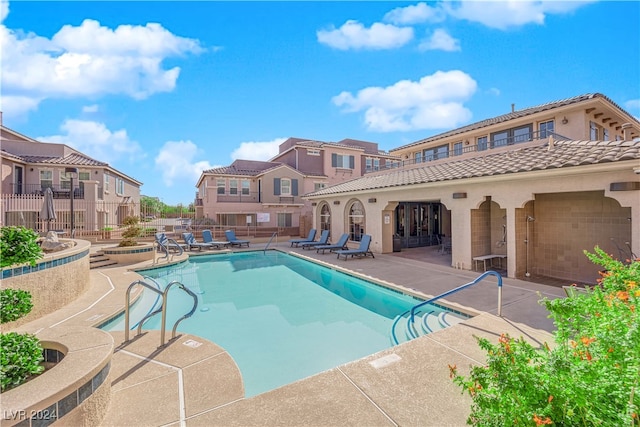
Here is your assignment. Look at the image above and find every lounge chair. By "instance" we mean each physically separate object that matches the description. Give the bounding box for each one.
[335,234,374,260]
[202,229,230,249]
[300,230,330,250]
[182,232,213,251]
[155,232,187,253]
[288,229,316,247]
[225,229,250,247]
[315,233,349,254]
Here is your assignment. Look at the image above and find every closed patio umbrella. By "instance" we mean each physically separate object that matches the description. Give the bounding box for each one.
[40,187,56,231]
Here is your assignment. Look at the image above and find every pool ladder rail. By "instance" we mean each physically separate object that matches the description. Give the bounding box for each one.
[153,237,184,265]
[391,270,503,345]
[264,231,278,254]
[124,279,198,347]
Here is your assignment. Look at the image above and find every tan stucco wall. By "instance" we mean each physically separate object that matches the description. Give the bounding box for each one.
[1,240,91,329]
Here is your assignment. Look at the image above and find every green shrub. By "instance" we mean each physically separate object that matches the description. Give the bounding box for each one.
[119,216,141,247]
[0,226,43,268]
[0,332,44,392]
[450,247,639,426]
[0,289,33,323]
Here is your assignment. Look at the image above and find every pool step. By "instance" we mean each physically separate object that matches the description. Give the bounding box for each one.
[90,251,118,269]
[392,309,468,345]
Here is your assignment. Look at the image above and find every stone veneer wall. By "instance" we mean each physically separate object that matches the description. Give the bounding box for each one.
[530,191,632,283]
[1,240,91,329]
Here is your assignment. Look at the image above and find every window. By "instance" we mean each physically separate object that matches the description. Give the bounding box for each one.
[477,136,488,151]
[590,121,599,140]
[348,200,365,242]
[79,171,90,181]
[241,180,250,195]
[314,182,326,191]
[422,144,449,162]
[40,170,53,189]
[453,142,463,156]
[306,148,320,156]
[277,213,292,227]
[490,131,509,148]
[116,178,125,194]
[217,179,225,194]
[280,178,291,195]
[513,125,532,143]
[603,128,609,141]
[320,203,331,232]
[415,152,423,163]
[104,174,110,192]
[366,158,372,170]
[331,153,355,169]
[229,179,238,195]
[365,158,379,171]
[60,174,71,190]
[539,120,554,138]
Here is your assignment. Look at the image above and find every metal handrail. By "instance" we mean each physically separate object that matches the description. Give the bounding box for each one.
[391,271,503,345]
[163,281,199,339]
[125,280,166,345]
[264,231,278,254]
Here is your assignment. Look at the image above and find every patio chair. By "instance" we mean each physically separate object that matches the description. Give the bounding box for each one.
[155,232,187,253]
[300,230,330,250]
[335,234,374,260]
[182,232,213,251]
[225,229,250,247]
[288,229,316,247]
[315,233,349,254]
[202,230,230,249]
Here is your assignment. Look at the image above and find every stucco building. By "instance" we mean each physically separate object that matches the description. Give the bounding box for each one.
[304,94,640,284]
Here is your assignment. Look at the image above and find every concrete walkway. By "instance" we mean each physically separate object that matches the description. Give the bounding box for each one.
[18,242,565,426]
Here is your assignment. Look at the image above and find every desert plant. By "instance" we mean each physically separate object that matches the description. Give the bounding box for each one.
[0,332,44,391]
[0,289,33,323]
[0,226,43,269]
[119,216,141,247]
[450,247,639,426]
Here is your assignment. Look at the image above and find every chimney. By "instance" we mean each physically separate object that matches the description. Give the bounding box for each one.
[511,103,515,113]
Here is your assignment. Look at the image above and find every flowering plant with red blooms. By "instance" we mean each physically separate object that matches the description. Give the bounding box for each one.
[450,247,639,426]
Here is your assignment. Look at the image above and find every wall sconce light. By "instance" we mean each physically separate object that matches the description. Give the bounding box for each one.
[311,202,317,206]
[368,198,377,203]
[452,192,467,199]
[561,116,568,124]
[95,170,98,174]
[30,168,34,171]
[333,201,340,205]
[464,140,470,145]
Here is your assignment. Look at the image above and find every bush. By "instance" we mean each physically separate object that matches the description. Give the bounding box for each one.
[119,216,141,247]
[450,247,639,426]
[0,289,33,323]
[0,226,43,268]
[0,332,45,392]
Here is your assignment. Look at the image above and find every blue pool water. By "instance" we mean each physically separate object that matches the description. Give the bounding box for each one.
[104,251,438,396]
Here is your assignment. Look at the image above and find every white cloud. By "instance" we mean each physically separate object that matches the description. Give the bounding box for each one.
[82,104,99,113]
[231,138,286,161]
[443,1,594,30]
[1,0,8,24]
[1,18,203,117]
[487,87,501,97]
[317,20,413,50]
[0,95,42,118]
[155,140,214,187]
[332,70,477,132]
[625,99,640,111]
[418,29,460,52]
[37,119,143,164]
[384,2,446,25]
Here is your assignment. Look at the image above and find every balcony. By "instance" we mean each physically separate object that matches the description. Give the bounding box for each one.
[368,130,569,174]
[216,192,260,203]
[9,183,87,199]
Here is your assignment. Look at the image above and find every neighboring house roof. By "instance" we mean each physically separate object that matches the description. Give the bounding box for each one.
[391,93,640,152]
[204,159,283,176]
[305,139,640,197]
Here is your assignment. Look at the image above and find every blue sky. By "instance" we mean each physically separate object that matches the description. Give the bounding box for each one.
[1,1,639,205]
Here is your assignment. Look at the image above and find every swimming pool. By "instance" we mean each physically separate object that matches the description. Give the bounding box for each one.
[103,251,463,396]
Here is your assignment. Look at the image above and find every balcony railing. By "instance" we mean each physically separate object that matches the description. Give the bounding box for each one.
[367,130,570,174]
[216,192,260,203]
[9,183,87,199]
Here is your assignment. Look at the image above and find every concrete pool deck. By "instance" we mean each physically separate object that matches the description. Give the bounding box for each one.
[12,242,564,426]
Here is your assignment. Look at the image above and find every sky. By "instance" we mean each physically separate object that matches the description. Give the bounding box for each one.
[1,1,639,205]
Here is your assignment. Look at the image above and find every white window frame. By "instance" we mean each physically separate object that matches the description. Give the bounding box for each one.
[241,180,250,195]
[104,174,110,193]
[281,178,291,196]
[116,178,125,195]
[229,179,238,195]
[217,179,226,195]
[40,170,53,189]
[314,182,326,191]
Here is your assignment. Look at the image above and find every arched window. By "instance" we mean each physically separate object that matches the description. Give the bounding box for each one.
[319,203,331,234]
[348,200,365,242]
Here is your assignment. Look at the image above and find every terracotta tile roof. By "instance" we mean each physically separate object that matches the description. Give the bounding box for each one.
[204,160,283,176]
[4,152,108,166]
[391,93,631,152]
[306,139,640,197]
